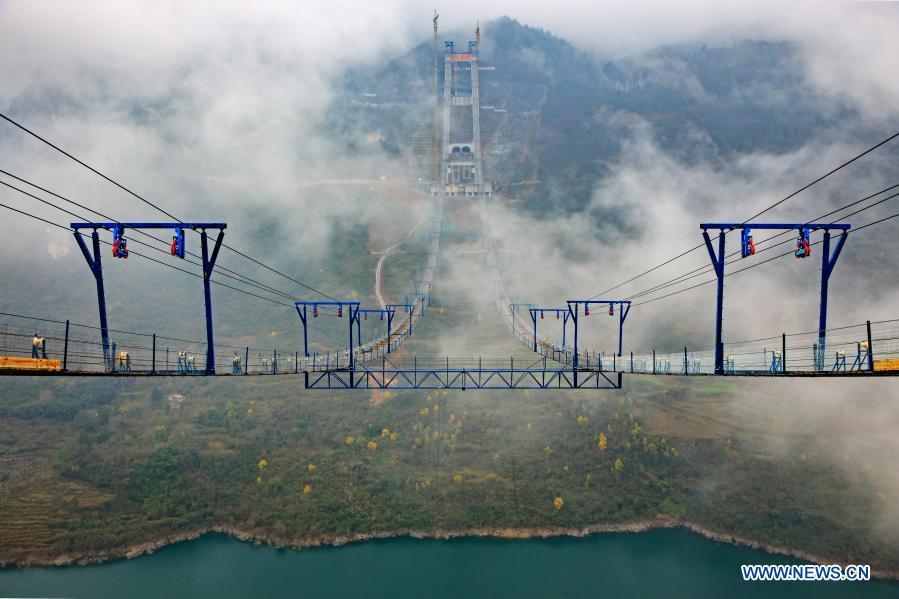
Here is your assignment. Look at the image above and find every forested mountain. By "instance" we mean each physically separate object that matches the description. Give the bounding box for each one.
[328,17,854,210]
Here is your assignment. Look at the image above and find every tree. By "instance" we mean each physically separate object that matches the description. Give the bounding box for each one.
[367,439,378,451]
[303,484,312,495]
[553,496,564,510]
[614,457,624,472]
[598,433,607,451]
[258,458,268,471]
[453,473,463,485]
[307,464,317,473]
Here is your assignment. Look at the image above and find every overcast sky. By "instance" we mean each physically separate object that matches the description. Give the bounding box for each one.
[2,1,899,116]
[0,0,897,332]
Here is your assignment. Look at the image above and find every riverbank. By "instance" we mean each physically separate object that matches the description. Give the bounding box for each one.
[6,517,898,581]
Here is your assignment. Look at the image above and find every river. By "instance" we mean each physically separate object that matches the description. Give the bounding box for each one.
[1,528,896,598]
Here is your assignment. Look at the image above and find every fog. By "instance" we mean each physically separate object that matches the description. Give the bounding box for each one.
[1,0,898,544]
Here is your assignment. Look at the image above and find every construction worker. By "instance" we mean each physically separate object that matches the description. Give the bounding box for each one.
[32,333,41,358]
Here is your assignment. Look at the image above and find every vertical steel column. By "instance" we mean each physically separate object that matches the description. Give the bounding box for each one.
[200,229,224,375]
[866,320,874,372]
[348,304,356,371]
[63,320,70,372]
[74,230,111,368]
[818,230,830,371]
[702,230,726,374]
[244,346,249,375]
[817,229,847,371]
[782,333,787,373]
[387,309,394,353]
[152,333,156,374]
[92,231,110,369]
[296,305,309,356]
[531,310,538,352]
[618,303,630,356]
[570,304,579,386]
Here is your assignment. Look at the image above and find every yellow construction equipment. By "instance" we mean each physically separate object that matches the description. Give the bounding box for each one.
[874,358,899,372]
[0,356,62,371]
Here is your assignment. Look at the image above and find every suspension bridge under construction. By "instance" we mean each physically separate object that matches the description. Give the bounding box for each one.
[1,20,898,390]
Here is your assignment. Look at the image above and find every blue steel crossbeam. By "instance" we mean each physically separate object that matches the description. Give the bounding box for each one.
[527,307,571,352]
[699,222,850,374]
[70,222,228,229]
[386,303,415,338]
[508,303,533,334]
[71,221,226,374]
[700,223,850,231]
[566,300,632,386]
[355,308,395,349]
[294,302,361,372]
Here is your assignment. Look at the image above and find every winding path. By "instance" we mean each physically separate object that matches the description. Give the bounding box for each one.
[374,214,426,309]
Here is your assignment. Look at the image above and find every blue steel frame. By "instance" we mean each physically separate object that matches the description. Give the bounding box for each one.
[566,300,632,386]
[305,365,621,390]
[414,279,434,305]
[294,301,361,370]
[508,303,533,334]
[527,307,571,352]
[71,222,226,374]
[385,303,415,338]
[355,308,394,349]
[700,222,850,374]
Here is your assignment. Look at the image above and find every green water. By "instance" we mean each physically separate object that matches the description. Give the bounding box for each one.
[0,529,896,598]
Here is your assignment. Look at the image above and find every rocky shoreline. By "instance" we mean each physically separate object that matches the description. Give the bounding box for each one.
[5,518,898,581]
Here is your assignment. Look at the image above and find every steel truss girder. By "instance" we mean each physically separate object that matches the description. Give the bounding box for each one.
[304,368,622,390]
